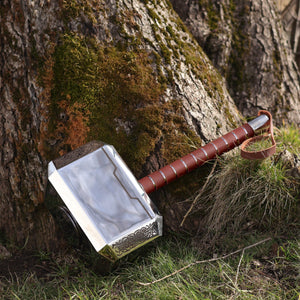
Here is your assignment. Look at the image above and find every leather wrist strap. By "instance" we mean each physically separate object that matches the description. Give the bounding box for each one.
[240,110,276,160]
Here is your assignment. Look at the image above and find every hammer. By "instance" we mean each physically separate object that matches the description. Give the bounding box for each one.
[47,112,270,261]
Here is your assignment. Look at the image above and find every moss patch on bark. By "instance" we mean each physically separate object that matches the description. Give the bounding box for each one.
[44,32,200,176]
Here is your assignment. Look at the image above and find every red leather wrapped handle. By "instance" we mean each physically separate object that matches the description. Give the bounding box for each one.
[138,122,255,194]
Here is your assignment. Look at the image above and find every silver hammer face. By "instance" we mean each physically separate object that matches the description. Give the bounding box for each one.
[47,141,162,262]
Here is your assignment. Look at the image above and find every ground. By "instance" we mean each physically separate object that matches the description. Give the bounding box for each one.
[0,233,299,299]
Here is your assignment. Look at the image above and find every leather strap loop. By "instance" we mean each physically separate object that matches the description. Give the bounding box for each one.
[240,110,276,160]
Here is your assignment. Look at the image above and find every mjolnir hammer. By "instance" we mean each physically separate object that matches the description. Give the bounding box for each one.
[47,111,273,262]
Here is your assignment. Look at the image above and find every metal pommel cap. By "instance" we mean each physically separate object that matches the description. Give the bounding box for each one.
[247,114,269,131]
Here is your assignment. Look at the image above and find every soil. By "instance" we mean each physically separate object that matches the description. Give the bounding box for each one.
[0,246,116,282]
[0,251,54,281]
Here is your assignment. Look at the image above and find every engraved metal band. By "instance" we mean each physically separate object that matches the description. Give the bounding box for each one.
[170,164,177,177]
[190,153,199,166]
[210,142,219,155]
[147,175,156,190]
[180,159,188,172]
[159,170,167,184]
[220,136,229,150]
[241,126,249,138]
[200,147,209,159]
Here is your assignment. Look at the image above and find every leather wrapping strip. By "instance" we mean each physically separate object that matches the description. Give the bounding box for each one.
[232,127,248,143]
[202,143,218,159]
[180,154,199,172]
[243,123,255,138]
[221,124,254,150]
[139,159,191,194]
[138,176,156,194]
[222,132,239,149]
[147,172,165,190]
[211,137,230,154]
[160,165,178,183]
[171,160,188,177]
[191,148,209,164]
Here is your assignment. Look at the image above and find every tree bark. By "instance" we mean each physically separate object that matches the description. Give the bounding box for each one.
[0,0,59,249]
[0,0,299,250]
[170,0,300,125]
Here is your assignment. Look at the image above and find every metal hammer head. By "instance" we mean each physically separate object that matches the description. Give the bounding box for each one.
[47,141,162,262]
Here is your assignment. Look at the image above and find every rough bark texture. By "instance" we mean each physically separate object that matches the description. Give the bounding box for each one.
[0,0,299,250]
[0,1,59,249]
[170,0,300,125]
[281,0,300,68]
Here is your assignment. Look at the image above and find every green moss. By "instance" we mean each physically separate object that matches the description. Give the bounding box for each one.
[44,0,230,175]
[183,44,225,100]
[207,7,220,31]
[143,2,225,101]
[224,104,237,128]
[166,25,175,38]
[161,100,202,164]
[164,0,173,10]
[47,32,200,175]
[198,0,221,31]
[171,15,188,34]
[51,34,159,171]
[147,7,160,21]
[272,48,283,83]
[61,0,100,24]
[160,43,172,64]
[166,68,175,84]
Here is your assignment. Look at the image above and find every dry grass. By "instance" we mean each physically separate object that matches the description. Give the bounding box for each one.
[187,125,300,245]
[205,155,295,231]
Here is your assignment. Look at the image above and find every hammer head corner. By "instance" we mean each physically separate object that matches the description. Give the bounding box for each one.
[47,142,162,261]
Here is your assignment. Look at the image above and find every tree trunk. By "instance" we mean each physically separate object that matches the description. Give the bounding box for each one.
[0,0,59,250]
[0,0,299,251]
[170,0,300,125]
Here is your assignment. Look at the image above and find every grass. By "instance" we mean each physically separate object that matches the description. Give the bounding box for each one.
[188,125,300,245]
[277,124,300,153]
[0,125,299,299]
[0,234,299,299]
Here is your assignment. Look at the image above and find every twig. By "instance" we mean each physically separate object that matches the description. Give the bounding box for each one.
[137,237,271,286]
[180,159,218,227]
[234,249,245,287]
